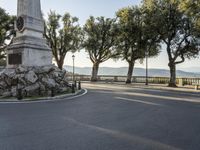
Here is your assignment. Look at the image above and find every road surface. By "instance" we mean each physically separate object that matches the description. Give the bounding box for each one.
[0,83,200,150]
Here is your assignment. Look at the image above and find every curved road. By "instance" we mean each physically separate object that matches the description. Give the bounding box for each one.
[0,83,200,150]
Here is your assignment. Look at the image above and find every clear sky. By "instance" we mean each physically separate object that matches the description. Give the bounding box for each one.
[0,0,199,70]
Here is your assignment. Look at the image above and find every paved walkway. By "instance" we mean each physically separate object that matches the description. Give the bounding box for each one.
[87,81,200,93]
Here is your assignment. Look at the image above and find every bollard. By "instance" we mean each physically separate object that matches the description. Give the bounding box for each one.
[38,87,41,96]
[16,78,23,100]
[78,81,81,90]
[51,87,55,97]
[195,85,199,90]
[17,89,23,100]
[72,84,75,93]
[74,80,77,88]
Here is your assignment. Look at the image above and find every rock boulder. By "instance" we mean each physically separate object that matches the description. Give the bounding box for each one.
[0,65,69,98]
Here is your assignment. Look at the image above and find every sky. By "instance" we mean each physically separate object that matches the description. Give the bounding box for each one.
[0,0,199,70]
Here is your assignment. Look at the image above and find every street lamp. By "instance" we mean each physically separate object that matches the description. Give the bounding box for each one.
[145,50,149,86]
[72,55,75,82]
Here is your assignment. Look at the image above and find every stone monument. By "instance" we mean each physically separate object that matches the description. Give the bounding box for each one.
[7,0,52,68]
[0,0,69,98]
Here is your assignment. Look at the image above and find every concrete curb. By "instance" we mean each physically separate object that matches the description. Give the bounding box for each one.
[0,89,88,104]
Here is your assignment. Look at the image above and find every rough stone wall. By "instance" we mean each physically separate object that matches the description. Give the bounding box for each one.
[0,65,69,98]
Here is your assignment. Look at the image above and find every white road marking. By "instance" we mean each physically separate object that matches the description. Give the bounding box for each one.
[115,97,163,106]
[90,89,200,104]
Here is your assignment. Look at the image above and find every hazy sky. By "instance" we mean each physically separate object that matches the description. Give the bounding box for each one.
[0,0,199,69]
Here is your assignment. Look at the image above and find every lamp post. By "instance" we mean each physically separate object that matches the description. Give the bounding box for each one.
[145,50,149,86]
[72,55,75,82]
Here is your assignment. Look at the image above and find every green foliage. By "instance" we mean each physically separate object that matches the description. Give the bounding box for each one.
[115,6,160,83]
[179,0,200,37]
[179,0,200,16]
[83,16,119,81]
[45,11,83,70]
[83,16,119,64]
[143,0,200,63]
[0,7,15,61]
[143,0,200,86]
[116,6,160,64]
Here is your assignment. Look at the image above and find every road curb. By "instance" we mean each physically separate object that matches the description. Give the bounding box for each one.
[0,89,88,104]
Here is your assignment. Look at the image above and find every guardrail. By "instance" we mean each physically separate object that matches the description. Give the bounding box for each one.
[68,75,200,86]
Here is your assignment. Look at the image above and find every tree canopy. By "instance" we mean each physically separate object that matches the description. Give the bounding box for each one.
[45,11,83,70]
[0,7,15,62]
[143,0,200,86]
[116,6,160,83]
[83,16,119,81]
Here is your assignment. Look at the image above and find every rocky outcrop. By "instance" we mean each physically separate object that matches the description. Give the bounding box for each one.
[0,65,69,98]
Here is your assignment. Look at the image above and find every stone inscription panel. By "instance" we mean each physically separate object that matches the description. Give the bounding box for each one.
[8,53,22,65]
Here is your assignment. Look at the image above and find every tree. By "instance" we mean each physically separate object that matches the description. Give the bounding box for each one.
[116,6,160,84]
[45,11,83,70]
[0,7,15,64]
[83,16,119,81]
[143,0,200,87]
[179,0,200,16]
[179,0,200,37]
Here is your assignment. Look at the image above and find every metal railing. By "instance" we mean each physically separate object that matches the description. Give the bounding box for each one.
[68,75,200,86]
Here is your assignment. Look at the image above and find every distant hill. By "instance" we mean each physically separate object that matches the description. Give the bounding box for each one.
[64,65,200,78]
[179,67,200,73]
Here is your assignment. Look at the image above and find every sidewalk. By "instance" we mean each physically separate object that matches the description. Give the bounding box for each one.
[126,83,200,93]
[82,81,200,93]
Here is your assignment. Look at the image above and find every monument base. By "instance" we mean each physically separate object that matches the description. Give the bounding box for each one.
[0,65,70,98]
[7,35,52,68]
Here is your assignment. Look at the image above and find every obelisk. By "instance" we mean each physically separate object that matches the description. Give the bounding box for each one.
[7,0,52,68]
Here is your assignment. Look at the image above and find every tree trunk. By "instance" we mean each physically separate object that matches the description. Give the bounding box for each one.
[57,59,64,70]
[168,62,177,87]
[91,62,100,82]
[126,61,135,84]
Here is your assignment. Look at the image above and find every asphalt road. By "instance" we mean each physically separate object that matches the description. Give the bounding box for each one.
[0,83,200,150]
